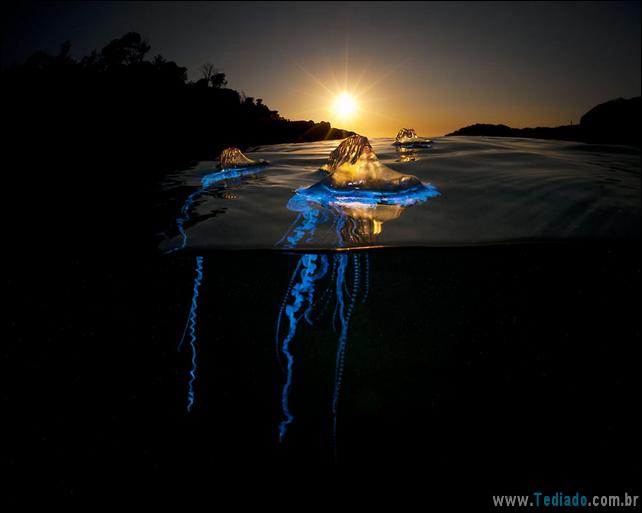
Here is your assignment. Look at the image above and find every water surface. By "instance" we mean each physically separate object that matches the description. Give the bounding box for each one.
[159,136,640,251]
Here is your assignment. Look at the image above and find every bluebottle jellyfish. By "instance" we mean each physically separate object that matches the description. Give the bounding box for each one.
[218,147,268,170]
[169,136,440,460]
[171,147,268,412]
[393,128,432,148]
[275,134,440,457]
[166,147,269,254]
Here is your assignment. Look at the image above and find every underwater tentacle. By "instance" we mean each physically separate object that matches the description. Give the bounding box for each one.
[304,255,329,325]
[362,253,370,303]
[276,258,303,373]
[182,255,204,413]
[275,213,303,248]
[331,253,360,459]
[278,254,323,442]
[309,256,337,324]
[167,189,202,254]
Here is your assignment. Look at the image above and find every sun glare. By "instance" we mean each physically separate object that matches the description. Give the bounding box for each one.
[334,92,358,120]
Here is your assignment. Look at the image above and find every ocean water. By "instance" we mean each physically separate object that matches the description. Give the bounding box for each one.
[152,137,640,494]
[159,137,640,251]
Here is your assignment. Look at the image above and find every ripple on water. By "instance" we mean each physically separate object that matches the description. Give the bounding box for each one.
[159,136,640,252]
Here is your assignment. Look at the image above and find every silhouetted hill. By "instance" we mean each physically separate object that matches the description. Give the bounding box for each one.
[446,97,640,147]
[3,32,354,256]
[2,32,353,168]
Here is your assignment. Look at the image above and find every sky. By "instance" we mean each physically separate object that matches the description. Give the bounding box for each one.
[2,1,640,137]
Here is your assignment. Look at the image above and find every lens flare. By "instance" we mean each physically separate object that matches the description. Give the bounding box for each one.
[334,92,357,119]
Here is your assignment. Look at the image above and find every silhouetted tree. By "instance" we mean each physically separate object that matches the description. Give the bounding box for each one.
[101,32,150,67]
[200,62,216,83]
[58,40,72,60]
[3,30,353,169]
[80,49,101,70]
[152,54,188,83]
[211,72,227,88]
[198,63,227,88]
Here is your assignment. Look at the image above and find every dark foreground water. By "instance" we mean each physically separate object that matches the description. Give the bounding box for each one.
[5,137,640,504]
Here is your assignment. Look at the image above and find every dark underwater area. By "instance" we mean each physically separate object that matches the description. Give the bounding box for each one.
[5,245,641,504]
[3,33,641,506]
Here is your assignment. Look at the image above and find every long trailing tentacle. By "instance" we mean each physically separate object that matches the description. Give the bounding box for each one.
[332,254,341,332]
[276,258,303,373]
[308,256,337,324]
[166,189,202,254]
[181,255,204,413]
[304,255,329,325]
[332,253,360,461]
[362,253,370,303]
[278,254,325,442]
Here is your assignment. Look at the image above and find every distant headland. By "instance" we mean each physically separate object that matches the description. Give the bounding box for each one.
[446,97,641,147]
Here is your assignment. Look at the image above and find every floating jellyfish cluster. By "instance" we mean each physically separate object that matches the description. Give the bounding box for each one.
[171,136,440,459]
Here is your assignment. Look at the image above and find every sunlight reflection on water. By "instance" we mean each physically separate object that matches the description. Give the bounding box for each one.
[159,137,640,252]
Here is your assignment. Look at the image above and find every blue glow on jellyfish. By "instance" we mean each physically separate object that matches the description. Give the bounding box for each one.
[170,149,268,411]
[274,134,440,458]
[294,181,439,208]
[277,253,330,441]
[179,255,204,412]
[166,162,267,254]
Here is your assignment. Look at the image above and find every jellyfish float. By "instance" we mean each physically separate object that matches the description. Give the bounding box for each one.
[275,135,439,458]
[169,147,268,412]
[166,147,268,255]
[393,128,432,148]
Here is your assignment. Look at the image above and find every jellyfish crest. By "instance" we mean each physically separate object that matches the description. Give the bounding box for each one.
[321,135,375,172]
[218,147,267,170]
[318,134,425,193]
[395,128,418,143]
[393,127,432,148]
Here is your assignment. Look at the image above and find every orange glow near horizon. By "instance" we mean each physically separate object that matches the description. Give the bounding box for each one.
[284,56,410,139]
[272,37,607,139]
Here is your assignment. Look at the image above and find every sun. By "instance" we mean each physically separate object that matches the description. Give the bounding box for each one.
[333,92,358,120]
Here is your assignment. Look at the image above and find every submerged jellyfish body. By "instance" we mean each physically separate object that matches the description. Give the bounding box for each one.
[393,128,432,148]
[275,135,439,457]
